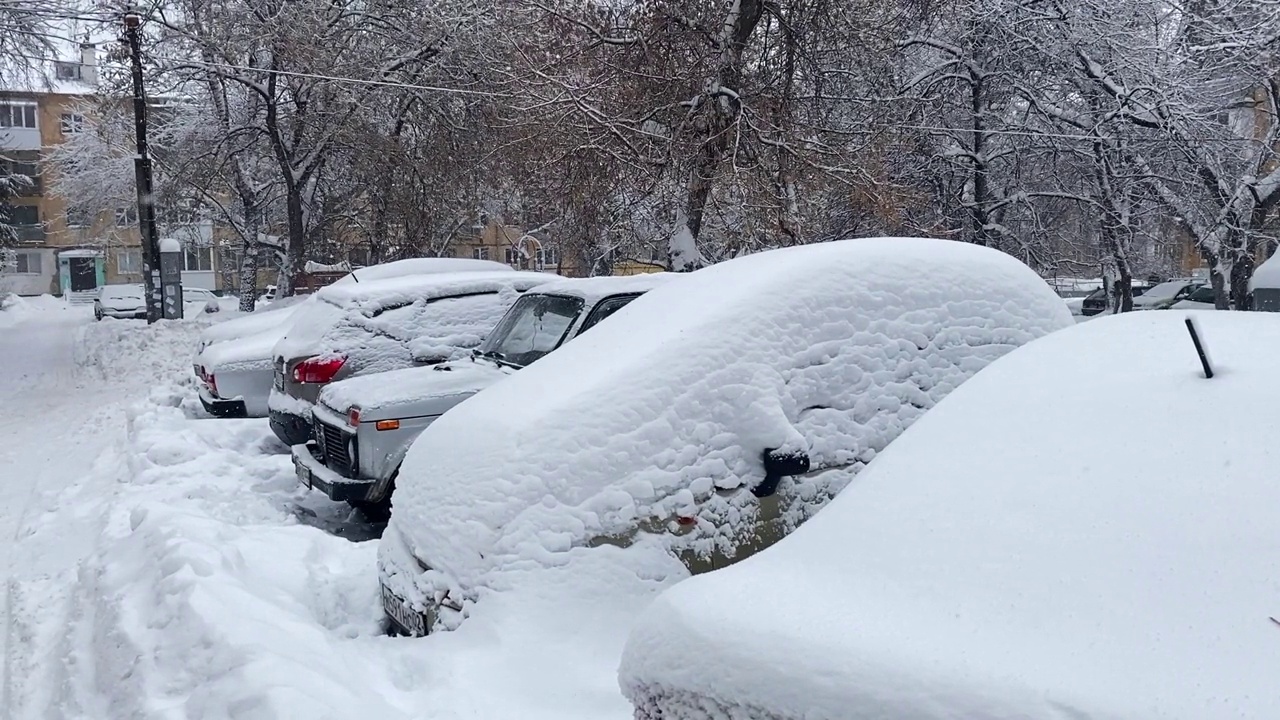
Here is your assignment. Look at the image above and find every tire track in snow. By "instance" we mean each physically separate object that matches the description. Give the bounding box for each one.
[0,311,135,720]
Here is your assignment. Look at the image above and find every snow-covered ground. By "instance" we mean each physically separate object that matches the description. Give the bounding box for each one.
[1,298,640,719]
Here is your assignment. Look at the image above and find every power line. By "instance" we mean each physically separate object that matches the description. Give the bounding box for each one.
[161,56,516,99]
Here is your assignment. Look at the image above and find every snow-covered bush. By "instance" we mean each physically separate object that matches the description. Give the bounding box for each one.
[382,237,1074,629]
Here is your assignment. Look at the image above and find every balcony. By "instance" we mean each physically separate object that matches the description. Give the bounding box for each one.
[0,127,40,151]
[9,224,44,244]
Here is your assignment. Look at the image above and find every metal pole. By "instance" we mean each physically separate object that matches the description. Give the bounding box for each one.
[124,11,162,324]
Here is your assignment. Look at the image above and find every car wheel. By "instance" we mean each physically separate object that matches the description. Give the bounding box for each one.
[349,475,395,522]
[94,306,103,321]
[349,496,391,522]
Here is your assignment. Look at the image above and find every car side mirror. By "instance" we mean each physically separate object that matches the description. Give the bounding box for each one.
[752,448,810,498]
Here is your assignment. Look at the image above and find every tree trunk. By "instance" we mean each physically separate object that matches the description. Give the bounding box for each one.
[278,188,306,297]
[1230,238,1254,310]
[670,0,766,269]
[969,68,991,247]
[237,199,260,312]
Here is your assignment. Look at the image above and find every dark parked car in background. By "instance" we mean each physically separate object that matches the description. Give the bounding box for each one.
[1080,282,1152,316]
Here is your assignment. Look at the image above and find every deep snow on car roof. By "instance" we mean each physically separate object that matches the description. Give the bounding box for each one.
[336,257,511,285]
[619,311,1280,720]
[532,272,674,302]
[388,237,1074,593]
[314,270,551,312]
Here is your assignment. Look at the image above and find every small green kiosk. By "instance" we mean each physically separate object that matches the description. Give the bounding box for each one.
[57,249,105,300]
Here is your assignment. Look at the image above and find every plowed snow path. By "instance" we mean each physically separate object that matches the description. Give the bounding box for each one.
[0,309,129,719]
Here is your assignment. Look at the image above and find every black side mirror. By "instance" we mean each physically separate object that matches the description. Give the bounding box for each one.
[752,448,810,498]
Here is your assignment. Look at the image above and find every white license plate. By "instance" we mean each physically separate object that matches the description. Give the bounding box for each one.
[382,585,426,636]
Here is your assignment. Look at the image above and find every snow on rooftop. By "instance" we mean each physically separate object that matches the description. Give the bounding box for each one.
[620,311,1280,720]
[382,237,1074,626]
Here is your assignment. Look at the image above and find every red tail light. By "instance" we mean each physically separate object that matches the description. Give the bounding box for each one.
[292,355,346,384]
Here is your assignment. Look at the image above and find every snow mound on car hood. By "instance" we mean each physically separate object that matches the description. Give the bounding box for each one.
[197,300,305,351]
[319,359,510,416]
[619,311,1280,720]
[390,237,1074,596]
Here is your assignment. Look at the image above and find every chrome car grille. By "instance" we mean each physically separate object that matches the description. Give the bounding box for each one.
[314,415,354,478]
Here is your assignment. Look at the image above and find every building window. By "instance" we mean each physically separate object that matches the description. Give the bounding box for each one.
[66,207,91,227]
[504,246,522,266]
[536,246,559,268]
[59,113,84,134]
[1,157,39,194]
[0,103,37,129]
[347,248,369,267]
[4,204,39,226]
[183,246,214,272]
[114,206,138,227]
[472,247,490,261]
[54,62,81,81]
[115,248,141,274]
[14,250,42,274]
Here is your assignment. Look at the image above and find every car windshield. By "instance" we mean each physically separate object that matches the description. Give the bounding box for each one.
[1141,281,1190,300]
[103,285,144,300]
[1186,286,1217,303]
[477,293,584,368]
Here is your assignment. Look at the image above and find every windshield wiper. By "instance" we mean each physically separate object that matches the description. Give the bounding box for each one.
[476,349,519,369]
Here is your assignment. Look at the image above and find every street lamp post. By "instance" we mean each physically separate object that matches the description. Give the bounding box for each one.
[123,10,166,323]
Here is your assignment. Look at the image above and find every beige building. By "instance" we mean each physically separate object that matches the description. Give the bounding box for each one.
[450,222,665,277]
[0,45,226,299]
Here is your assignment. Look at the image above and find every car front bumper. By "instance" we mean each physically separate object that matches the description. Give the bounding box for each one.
[269,407,313,446]
[292,441,376,503]
[377,523,445,637]
[101,308,147,319]
[198,384,247,418]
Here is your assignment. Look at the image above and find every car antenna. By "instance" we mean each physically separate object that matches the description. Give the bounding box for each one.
[1184,317,1214,379]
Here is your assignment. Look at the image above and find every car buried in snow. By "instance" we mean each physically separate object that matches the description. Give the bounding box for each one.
[292,274,672,518]
[618,311,1280,720]
[267,270,554,445]
[94,284,147,320]
[377,237,1076,637]
[194,257,510,419]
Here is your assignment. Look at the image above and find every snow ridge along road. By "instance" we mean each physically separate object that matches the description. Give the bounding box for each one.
[0,302,222,719]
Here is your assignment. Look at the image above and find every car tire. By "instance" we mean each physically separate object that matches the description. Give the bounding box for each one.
[349,496,391,522]
[94,306,103,321]
[349,475,395,522]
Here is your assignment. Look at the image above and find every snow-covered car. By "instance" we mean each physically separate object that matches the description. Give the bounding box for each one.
[1249,251,1280,311]
[181,286,237,313]
[619,311,1280,720]
[1171,283,1220,310]
[94,284,147,320]
[196,258,510,418]
[378,237,1075,636]
[293,274,672,517]
[268,271,554,446]
[1080,280,1152,315]
[1131,278,1201,310]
